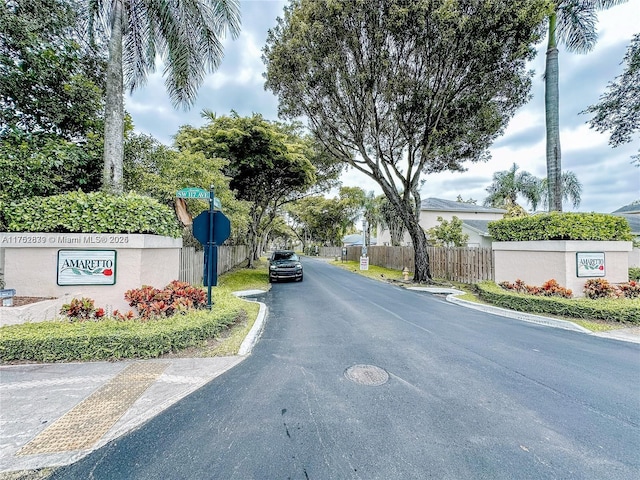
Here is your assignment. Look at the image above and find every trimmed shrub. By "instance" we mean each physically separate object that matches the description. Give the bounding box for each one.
[488,212,633,242]
[3,190,181,237]
[630,268,640,282]
[0,291,253,362]
[476,281,639,324]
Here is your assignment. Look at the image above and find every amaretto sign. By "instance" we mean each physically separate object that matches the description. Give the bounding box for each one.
[57,250,117,286]
[576,252,605,278]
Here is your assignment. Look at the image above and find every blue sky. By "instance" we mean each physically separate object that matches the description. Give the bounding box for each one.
[126,0,640,214]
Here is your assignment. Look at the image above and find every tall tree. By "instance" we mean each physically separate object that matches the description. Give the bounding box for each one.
[483,163,542,211]
[264,0,547,281]
[0,0,105,200]
[88,0,241,194]
[287,195,358,248]
[544,0,626,211]
[123,132,249,244]
[0,0,105,138]
[483,163,582,211]
[583,33,639,166]
[175,112,316,266]
[426,216,469,248]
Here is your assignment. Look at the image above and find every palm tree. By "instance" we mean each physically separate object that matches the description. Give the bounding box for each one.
[483,163,542,211]
[89,0,241,193]
[544,0,625,212]
[539,170,583,210]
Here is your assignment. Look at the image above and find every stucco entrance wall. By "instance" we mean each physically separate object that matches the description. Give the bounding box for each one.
[493,241,632,298]
[0,233,182,314]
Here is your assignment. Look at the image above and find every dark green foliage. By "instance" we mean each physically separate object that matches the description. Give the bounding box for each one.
[583,33,640,165]
[0,0,105,138]
[476,281,639,324]
[176,112,318,264]
[0,130,103,203]
[488,212,633,241]
[0,309,242,362]
[0,0,105,201]
[3,191,181,237]
[629,268,640,281]
[427,216,469,247]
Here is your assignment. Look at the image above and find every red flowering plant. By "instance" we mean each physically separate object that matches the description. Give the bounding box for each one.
[499,279,572,298]
[124,280,207,320]
[618,281,640,299]
[584,278,638,299]
[60,297,106,322]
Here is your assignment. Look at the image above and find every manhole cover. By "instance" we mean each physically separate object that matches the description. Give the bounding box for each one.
[344,364,389,386]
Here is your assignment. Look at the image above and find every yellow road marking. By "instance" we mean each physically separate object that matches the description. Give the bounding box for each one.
[18,362,168,455]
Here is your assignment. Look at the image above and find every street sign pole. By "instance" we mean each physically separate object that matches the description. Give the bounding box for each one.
[206,186,215,310]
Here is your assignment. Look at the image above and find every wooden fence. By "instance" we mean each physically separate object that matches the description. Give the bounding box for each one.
[325,245,494,283]
[179,245,249,285]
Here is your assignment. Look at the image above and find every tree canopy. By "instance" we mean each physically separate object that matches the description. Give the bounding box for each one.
[123,132,249,245]
[0,0,106,201]
[583,33,639,165]
[0,0,105,139]
[264,0,547,281]
[175,112,317,266]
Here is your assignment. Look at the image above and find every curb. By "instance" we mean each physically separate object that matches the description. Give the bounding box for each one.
[238,301,268,356]
[233,290,269,356]
[407,286,592,334]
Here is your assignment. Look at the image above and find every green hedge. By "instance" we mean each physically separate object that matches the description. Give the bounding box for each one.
[488,212,633,242]
[2,190,181,237]
[474,281,640,324]
[0,293,248,362]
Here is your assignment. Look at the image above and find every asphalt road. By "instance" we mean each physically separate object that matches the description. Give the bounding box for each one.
[52,257,640,479]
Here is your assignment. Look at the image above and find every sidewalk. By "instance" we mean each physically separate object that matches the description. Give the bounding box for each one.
[0,357,244,475]
[0,294,268,478]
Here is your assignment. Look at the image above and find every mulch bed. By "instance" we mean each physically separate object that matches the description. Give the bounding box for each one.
[1,296,57,307]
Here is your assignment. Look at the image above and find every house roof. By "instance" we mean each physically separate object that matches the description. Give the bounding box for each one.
[611,203,640,214]
[421,197,506,214]
[614,214,640,235]
[461,219,495,236]
[342,234,377,245]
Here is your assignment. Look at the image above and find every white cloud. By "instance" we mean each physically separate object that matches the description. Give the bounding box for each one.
[126,1,640,212]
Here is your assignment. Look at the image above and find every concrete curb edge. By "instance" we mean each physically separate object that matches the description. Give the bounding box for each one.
[407,286,592,334]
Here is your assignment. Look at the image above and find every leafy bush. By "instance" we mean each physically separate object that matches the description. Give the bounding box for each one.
[60,297,105,321]
[488,212,633,242]
[0,290,250,362]
[499,278,572,298]
[124,280,207,319]
[476,281,640,324]
[584,278,640,299]
[3,190,181,237]
[630,268,640,281]
[619,281,640,299]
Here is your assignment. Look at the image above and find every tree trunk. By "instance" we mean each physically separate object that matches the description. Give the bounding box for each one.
[103,2,125,194]
[545,13,562,212]
[407,219,431,282]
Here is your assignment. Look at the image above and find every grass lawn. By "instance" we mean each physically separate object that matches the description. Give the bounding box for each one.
[178,260,270,357]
